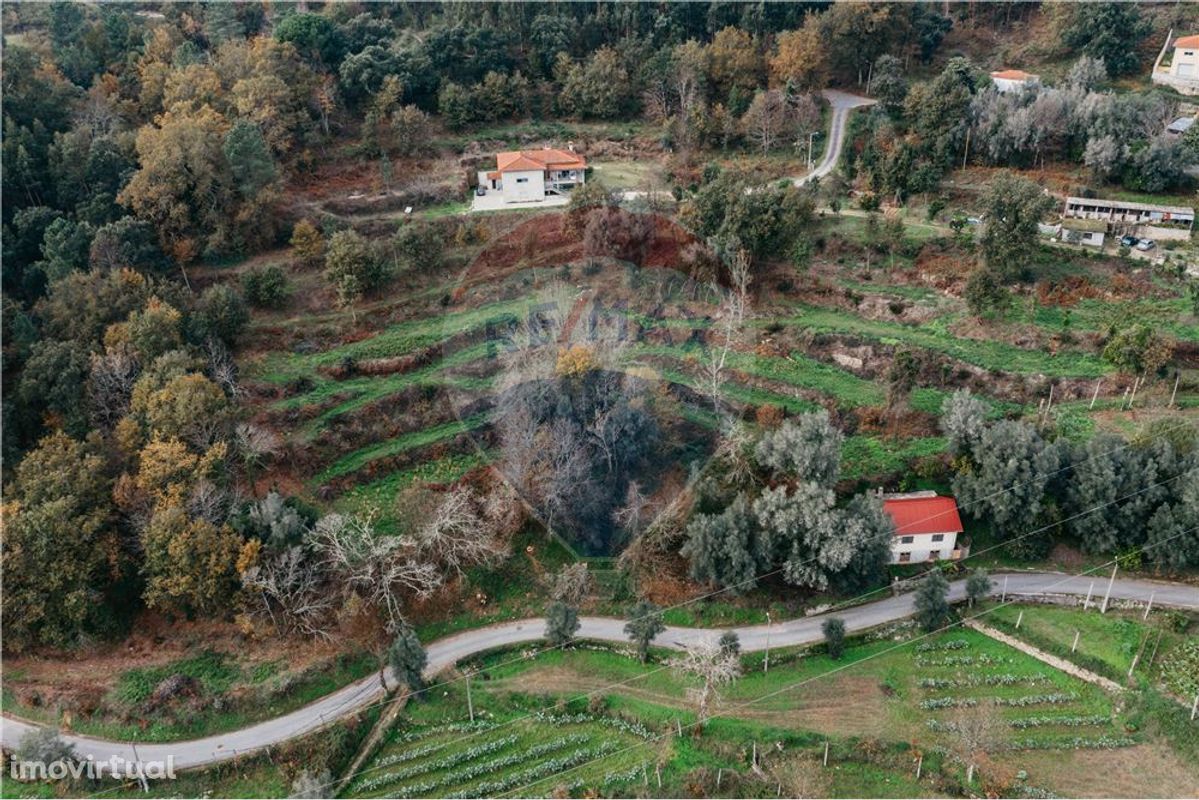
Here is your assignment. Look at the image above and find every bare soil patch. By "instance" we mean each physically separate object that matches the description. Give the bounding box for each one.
[999,743,1199,799]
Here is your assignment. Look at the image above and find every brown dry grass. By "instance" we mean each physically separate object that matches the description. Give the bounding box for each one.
[998,744,1199,799]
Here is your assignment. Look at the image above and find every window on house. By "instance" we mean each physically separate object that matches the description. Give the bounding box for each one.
[929,550,941,561]
[932,534,944,542]
[900,536,914,544]
[516,177,529,183]
[898,552,911,563]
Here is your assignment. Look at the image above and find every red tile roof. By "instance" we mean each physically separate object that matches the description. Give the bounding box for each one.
[1175,35,1199,49]
[496,148,586,173]
[883,496,964,536]
[990,69,1038,81]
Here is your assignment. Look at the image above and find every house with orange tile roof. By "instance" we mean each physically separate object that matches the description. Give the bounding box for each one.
[476,146,587,204]
[989,68,1040,95]
[1153,31,1199,95]
[881,492,966,564]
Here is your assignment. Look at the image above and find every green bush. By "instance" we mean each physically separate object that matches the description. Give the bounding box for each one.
[242,265,290,309]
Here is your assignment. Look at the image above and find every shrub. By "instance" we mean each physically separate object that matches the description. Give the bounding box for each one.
[242,265,289,309]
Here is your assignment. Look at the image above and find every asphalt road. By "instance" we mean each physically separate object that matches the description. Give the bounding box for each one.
[793,89,877,187]
[2,571,1194,770]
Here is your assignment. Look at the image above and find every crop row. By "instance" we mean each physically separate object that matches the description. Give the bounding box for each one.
[353,734,518,794]
[918,673,1048,690]
[915,654,1011,667]
[926,714,1109,733]
[444,741,623,798]
[921,692,1079,710]
[390,720,495,746]
[1008,735,1136,751]
[914,640,971,653]
[531,710,655,739]
[439,734,593,794]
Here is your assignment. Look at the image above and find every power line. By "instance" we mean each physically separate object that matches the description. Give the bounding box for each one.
[251,467,1194,800]
[499,525,1199,798]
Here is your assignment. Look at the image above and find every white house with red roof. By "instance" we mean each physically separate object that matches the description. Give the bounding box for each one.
[881,491,965,564]
[989,69,1040,95]
[476,147,587,204]
[1153,32,1199,95]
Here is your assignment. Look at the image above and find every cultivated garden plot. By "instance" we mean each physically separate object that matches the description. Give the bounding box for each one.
[348,706,654,799]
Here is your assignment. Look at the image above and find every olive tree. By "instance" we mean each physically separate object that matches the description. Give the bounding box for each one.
[913,570,951,632]
[544,600,580,648]
[623,599,665,663]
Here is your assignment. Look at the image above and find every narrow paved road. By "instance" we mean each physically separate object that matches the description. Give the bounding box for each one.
[793,89,877,187]
[2,572,1194,770]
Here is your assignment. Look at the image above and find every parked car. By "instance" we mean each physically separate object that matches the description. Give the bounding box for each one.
[475,185,486,196]
[1135,239,1156,251]
[1119,235,1139,247]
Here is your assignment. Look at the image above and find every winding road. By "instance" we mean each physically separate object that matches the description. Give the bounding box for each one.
[793,89,876,186]
[2,571,1194,770]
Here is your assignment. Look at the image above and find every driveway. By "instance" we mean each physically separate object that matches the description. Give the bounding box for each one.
[794,89,877,187]
[2,571,1193,770]
[470,191,569,213]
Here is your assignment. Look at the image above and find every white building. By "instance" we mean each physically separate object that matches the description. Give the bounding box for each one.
[1152,32,1199,95]
[1063,196,1195,241]
[990,69,1040,95]
[476,148,587,204]
[882,492,965,564]
[1060,217,1106,248]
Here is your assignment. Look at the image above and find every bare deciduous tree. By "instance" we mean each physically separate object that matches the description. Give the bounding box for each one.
[241,545,335,639]
[312,513,441,633]
[547,562,593,605]
[669,636,742,729]
[948,704,1004,785]
[414,486,507,578]
[88,348,140,429]
[704,245,752,420]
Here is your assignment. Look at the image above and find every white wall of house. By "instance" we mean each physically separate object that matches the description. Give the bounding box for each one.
[502,169,545,203]
[889,531,959,564]
[993,77,1037,95]
[1171,45,1199,78]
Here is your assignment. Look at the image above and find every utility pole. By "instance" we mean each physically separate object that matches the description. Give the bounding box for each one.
[1100,565,1118,614]
[1084,580,1094,610]
[466,671,474,722]
[962,127,971,170]
[1072,630,1080,653]
[764,612,772,674]
[1170,373,1180,408]
[1090,379,1102,409]
[1143,592,1155,621]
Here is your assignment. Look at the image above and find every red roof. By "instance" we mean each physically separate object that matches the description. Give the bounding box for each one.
[990,69,1038,81]
[883,496,964,537]
[496,148,586,174]
[1175,35,1199,49]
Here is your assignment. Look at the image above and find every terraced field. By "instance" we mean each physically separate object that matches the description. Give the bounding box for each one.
[344,622,1179,800]
[348,711,654,799]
